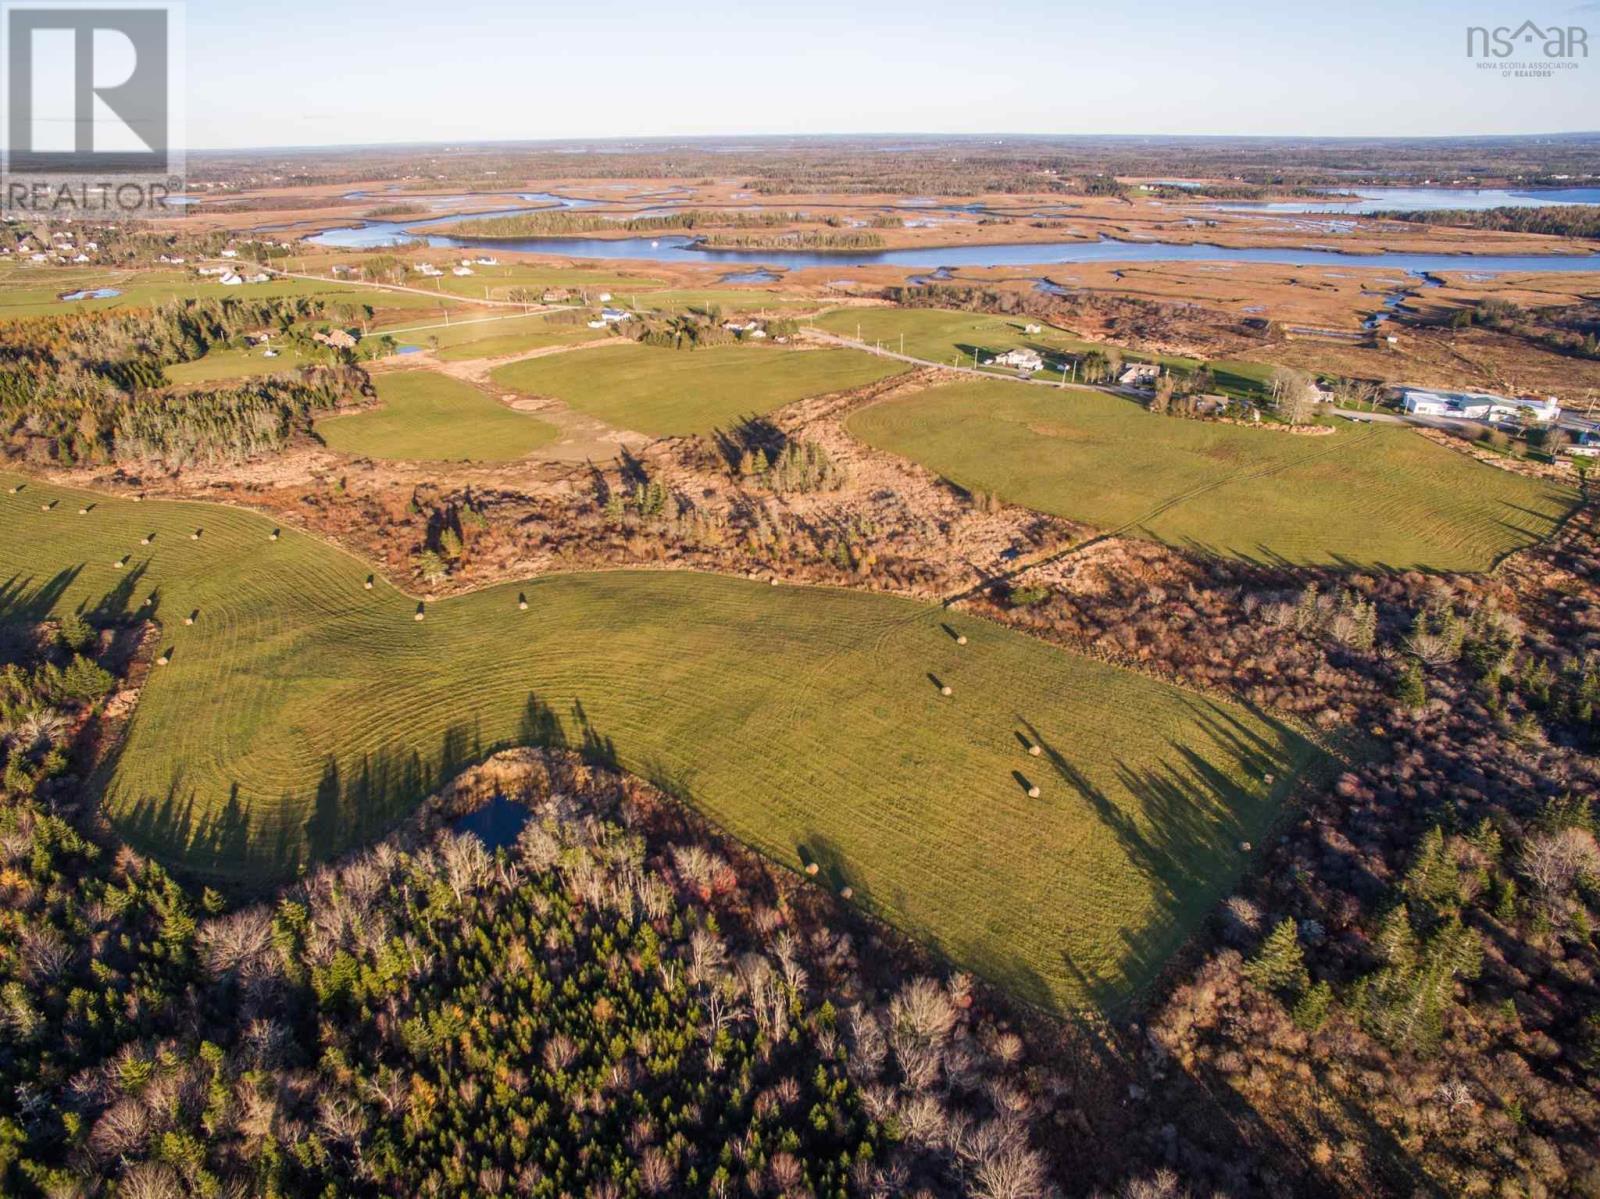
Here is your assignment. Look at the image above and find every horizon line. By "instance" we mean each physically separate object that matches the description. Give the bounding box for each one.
[182,129,1600,157]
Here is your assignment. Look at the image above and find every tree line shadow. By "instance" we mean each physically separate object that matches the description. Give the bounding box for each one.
[106,690,627,888]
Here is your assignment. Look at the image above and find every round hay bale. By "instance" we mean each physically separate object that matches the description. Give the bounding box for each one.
[769,577,779,586]
[363,576,373,590]
[1028,743,1041,757]
[9,485,21,494]
[190,530,200,540]
[131,494,143,502]
[112,557,126,568]
[269,530,279,542]
[139,536,150,545]
[78,506,89,515]
[518,600,528,611]
[838,886,854,900]
[1027,784,1041,798]
[155,654,169,666]
[41,502,52,511]
[184,614,195,626]
[804,862,819,876]
[1239,840,1252,852]
[1264,773,1275,784]
[414,610,425,622]
[956,634,968,645]
[940,684,952,696]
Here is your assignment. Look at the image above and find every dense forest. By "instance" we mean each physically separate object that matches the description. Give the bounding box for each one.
[0,299,375,467]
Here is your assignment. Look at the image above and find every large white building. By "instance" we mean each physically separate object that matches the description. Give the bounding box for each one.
[1401,388,1561,425]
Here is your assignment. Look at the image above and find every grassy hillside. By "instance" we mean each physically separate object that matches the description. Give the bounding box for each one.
[491,341,907,436]
[847,379,1577,570]
[0,475,1318,1012]
[316,369,558,461]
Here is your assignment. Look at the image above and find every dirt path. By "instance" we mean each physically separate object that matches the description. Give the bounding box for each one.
[370,338,654,464]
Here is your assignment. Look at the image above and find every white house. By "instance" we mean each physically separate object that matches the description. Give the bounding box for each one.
[219,248,239,258]
[1118,363,1161,388]
[599,307,631,323]
[1023,323,1043,334]
[1567,431,1600,458]
[597,292,612,303]
[452,266,474,276]
[218,272,243,286]
[989,348,1043,372]
[243,272,270,284]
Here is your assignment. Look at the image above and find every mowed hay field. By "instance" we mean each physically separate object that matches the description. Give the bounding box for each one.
[848,379,1578,570]
[0,475,1318,1013]
[491,341,908,436]
[316,369,558,461]
[375,312,606,362]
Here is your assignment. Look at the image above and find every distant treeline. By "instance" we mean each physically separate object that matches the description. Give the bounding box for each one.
[693,229,884,250]
[443,208,802,239]
[1384,204,1600,239]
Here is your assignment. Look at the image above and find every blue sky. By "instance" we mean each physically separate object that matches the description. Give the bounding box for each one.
[184,0,1600,149]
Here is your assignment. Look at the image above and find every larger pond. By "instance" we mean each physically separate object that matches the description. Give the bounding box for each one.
[307,211,1600,274]
[1216,186,1600,215]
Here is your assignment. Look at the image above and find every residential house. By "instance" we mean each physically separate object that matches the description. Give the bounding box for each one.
[1118,363,1161,388]
[599,307,631,323]
[219,248,239,258]
[991,348,1043,372]
[218,272,243,286]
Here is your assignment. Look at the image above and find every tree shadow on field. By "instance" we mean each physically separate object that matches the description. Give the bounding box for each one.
[107,689,633,891]
[0,567,84,623]
[1014,702,1312,1004]
[711,414,789,471]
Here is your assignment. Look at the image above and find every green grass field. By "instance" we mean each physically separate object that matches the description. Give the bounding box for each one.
[163,345,316,385]
[630,288,818,315]
[415,264,666,301]
[815,307,1273,396]
[0,265,458,320]
[491,342,907,436]
[316,370,558,461]
[847,379,1578,570]
[0,474,1318,1012]
[371,312,606,361]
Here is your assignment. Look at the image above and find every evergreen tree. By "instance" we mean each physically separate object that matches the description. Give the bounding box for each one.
[1244,917,1308,997]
